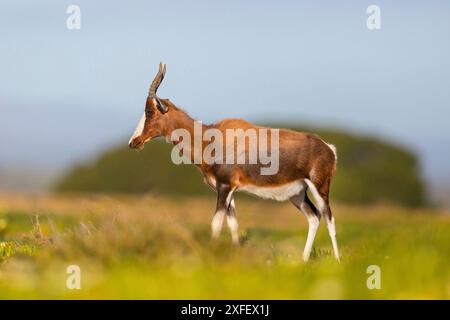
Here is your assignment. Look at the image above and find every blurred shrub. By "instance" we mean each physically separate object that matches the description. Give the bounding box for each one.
[310,127,425,206]
[54,125,425,206]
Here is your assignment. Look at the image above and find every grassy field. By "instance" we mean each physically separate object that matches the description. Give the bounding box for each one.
[0,193,449,299]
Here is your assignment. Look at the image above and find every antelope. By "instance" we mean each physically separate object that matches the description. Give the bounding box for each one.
[128,62,340,262]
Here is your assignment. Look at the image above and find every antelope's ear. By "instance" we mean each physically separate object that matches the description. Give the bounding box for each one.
[155,97,169,114]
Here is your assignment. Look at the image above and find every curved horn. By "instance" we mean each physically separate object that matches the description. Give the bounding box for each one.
[148,62,166,97]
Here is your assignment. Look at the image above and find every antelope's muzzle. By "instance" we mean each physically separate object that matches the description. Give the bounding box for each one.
[128,137,144,150]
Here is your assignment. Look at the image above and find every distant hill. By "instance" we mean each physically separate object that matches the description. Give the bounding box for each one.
[54,125,426,206]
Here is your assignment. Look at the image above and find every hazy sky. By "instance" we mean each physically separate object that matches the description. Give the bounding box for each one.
[1,1,449,185]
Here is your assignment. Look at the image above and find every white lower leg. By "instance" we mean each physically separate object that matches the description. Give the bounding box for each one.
[303,216,320,261]
[227,215,239,244]
[327,216,340,261]
[211,210,226,239]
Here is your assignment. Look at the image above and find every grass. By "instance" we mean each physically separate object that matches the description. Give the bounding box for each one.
[0,193,449,299]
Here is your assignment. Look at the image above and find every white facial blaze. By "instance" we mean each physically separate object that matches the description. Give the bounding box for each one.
[129,113,146,144]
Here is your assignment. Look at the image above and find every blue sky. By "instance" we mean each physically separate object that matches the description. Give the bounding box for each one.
[1,1,449,185]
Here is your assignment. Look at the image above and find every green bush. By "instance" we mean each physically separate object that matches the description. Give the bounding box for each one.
[54,125,425,206]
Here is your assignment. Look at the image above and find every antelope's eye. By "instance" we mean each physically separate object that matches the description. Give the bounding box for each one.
[145,108,153,118]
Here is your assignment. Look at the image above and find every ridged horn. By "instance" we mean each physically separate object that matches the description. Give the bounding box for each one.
[148,62,166,97]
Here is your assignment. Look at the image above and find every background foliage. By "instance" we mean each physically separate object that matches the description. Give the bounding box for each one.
[55,125,425,206]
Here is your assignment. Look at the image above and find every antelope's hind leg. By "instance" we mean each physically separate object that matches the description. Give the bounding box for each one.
[291,190,321,262]
[226,198,239,245]
[305,179,340,262]
[211,183,238,243]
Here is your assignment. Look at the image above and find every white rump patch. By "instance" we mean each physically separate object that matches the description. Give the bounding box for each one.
[129,113,146,144]
[327,143,337,163]
[239,180,305,202]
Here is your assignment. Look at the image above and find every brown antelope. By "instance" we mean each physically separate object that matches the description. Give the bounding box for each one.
[129,62,340,262]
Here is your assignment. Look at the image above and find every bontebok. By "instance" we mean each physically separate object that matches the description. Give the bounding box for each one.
[129,62,340,262]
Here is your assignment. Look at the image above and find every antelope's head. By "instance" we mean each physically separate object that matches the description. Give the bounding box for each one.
[128,62,172,150]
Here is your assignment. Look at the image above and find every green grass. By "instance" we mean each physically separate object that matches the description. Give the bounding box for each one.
[0,194,449,299]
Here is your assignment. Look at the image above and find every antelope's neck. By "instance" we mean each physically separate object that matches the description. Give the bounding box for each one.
[165,109,209,166]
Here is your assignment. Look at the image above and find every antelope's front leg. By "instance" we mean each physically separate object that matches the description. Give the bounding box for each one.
[211,183,233,241]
